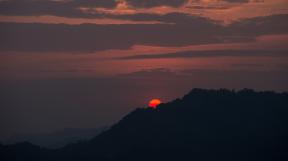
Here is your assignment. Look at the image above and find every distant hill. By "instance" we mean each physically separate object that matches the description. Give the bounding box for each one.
[1,89,288,161]
[4,127,108,149]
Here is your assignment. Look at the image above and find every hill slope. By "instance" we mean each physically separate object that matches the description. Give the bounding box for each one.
[4,127,108,149]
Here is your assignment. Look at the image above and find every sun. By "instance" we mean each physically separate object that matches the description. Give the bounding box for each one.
[148,99,161,108]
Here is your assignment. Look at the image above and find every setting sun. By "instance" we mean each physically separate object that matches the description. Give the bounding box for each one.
[148,99,161,108]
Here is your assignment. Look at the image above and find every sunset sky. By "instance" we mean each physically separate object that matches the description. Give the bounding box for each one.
[0,0,288,140]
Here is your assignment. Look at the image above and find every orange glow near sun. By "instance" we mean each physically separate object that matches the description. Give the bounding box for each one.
[149,99,161,108]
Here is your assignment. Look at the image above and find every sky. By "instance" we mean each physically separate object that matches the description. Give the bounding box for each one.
[0,0,288,140]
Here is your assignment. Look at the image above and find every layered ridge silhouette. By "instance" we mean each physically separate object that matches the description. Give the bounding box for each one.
[1,89,288,161]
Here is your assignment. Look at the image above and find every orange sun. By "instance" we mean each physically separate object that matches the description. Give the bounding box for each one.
[148,99,161,108]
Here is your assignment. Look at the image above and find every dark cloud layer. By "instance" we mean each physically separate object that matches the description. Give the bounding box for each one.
[0,0,254,18]
[0,0,189,17]
[118,50,288,60]
[229,14,288,35]
[0,13,287,52]
[0,0,116,18]
[0,14,226,52]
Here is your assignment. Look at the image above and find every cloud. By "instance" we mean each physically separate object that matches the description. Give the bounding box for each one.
[0,0,256,18]
[126,0,188,8]
[230,14,288,35]
[115,12,220,24]
[0,15,166,25]
[0,0,286,23]
[222,0,250,3]
[117,68,179,79]
[0,0,116,18]
[0,14,226,52]
[0,13,287,52]
[0,0,188,17]
[117,50,288,59]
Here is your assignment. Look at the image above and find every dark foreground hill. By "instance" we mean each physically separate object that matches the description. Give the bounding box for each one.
[1,89,288,161]
[4,127,108,149]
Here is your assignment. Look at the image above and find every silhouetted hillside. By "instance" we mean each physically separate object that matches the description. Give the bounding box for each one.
[4,127,108,149]
[1,89,288,161]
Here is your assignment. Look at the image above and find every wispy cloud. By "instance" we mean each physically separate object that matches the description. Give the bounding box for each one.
[118,50,288,60]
